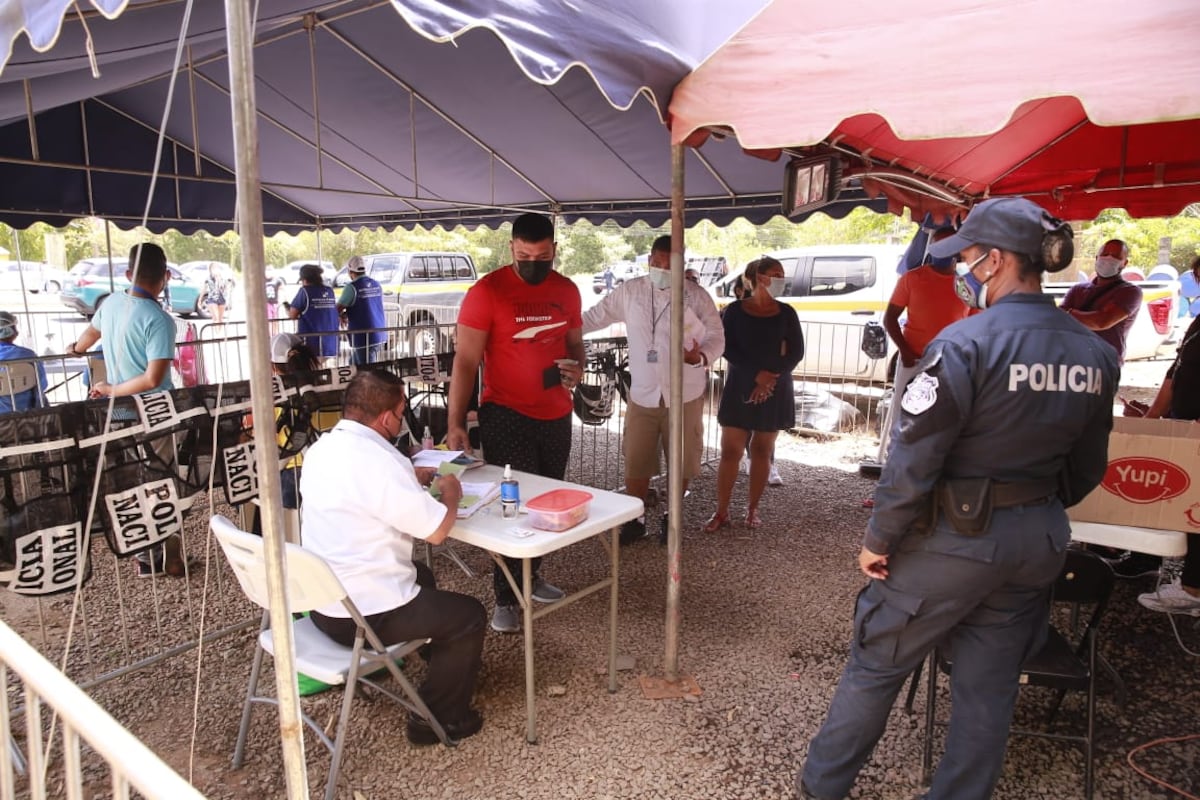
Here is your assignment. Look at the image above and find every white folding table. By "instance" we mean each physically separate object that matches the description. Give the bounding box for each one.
[1069,520,1188,558]
[448,466,643,743]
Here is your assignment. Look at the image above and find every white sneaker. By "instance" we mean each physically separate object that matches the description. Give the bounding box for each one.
[738,457,749,475]
[1138,581,1200,616]
[768,465,783,486]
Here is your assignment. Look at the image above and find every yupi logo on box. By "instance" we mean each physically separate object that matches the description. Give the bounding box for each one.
[1101,457,1190,504]
[1185,503,1200,530]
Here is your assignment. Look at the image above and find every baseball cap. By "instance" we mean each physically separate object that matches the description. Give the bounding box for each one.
[930,198,1064,260]
[0,311,16,339]
[270,332,303,364]
[348,256,365,274]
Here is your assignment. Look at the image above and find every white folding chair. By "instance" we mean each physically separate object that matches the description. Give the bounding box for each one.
[211,515,453,800]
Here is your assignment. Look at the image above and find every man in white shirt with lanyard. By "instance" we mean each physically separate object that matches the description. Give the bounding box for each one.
[582,235,724,543]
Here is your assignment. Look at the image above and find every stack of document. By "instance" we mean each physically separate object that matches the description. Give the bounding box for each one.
[453,481,501,518]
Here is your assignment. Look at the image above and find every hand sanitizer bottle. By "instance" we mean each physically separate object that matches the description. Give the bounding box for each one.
[500,464,520,519]
[421,426,434,450]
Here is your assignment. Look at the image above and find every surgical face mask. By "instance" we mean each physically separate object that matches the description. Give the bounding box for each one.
[762,276,785,298]
[649,268,671,290]
[954,251,992,310]
[1094,255,1123,279]
[515,259,553,285]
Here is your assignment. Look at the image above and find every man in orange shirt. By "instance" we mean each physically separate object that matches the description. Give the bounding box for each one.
[878,227,971,461]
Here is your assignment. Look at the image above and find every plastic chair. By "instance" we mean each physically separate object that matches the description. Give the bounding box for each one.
[920,549,1114,799]
[211,515,453,800]
[0,360,38,407]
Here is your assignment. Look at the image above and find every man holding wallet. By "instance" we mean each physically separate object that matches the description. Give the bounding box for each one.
[447,212,585,634]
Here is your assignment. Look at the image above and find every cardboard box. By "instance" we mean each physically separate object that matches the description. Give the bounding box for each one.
[1068,417,1200,532]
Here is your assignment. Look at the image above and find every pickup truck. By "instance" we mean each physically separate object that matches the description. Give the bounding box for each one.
[1043,277,1179,362]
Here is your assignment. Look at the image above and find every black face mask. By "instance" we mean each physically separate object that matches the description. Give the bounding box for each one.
[515,259,553,285]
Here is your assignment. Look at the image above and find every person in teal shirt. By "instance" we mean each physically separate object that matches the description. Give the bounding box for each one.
[75,244,176,397]
[72,243,185,579]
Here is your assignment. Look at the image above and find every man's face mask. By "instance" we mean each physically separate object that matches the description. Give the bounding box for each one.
[649,268,671,290]
[515,259,554,285]
[954,251,992,310]
[1094,255,1123,279]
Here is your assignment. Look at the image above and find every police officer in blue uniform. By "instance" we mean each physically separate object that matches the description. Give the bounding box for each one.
[799,198,1120,800]
[287,263,340,364]
[338,256,386,365]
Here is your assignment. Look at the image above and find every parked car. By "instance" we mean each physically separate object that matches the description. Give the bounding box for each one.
[345,251,478,354]
[0,259,68,293]
[271,260,334,287]
[60,257,203,318]
[687,255,729,287]
[1043,275,1179,362]
[592,261,647,294]
[712,244,908,383]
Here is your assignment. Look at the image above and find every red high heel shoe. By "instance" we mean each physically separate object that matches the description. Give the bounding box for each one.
[702,512,731,533]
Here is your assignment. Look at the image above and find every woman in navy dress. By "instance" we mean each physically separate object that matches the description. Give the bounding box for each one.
[705,257,804,530]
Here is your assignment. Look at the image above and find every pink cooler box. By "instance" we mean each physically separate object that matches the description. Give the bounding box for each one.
[525,489,593,532]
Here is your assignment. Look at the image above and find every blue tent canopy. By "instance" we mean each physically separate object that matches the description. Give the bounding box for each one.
[0,0,886,233]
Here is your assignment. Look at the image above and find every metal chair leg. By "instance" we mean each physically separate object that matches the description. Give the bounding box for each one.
[325,632,366,800]
[903,659,924,714]
[922,653,937,786]
[232,615,268,768]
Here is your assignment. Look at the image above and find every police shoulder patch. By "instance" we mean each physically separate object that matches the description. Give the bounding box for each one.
[901,371,939,415]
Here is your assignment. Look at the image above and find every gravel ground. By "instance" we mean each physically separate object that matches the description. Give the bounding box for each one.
[4,357,1199,800]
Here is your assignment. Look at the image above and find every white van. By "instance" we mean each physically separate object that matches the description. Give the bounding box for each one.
[712,244,907,383]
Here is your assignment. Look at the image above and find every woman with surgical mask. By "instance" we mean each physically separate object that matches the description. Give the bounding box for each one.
[704,257,803,531]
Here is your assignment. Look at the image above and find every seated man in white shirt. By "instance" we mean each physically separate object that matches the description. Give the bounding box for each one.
[302,370,487,744]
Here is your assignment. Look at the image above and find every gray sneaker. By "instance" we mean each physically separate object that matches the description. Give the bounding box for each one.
[531,577,565,603]
[490,604,520,633]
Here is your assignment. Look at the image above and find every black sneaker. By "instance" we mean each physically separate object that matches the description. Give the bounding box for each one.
[619,519,647,545]
[406,709,483,746]
[1109,552,1162,580]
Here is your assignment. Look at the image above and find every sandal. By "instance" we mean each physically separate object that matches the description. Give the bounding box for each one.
[702,512,731,533]
[744,510,763,529]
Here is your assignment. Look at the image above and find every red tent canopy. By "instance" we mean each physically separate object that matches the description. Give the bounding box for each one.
[669,0,1200,219]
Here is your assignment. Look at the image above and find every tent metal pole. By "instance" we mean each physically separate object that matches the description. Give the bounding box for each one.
[223,2,310,799]
[103,220,115,293]
[664,143,685,682]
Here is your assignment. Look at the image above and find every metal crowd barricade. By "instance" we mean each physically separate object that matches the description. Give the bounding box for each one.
[0,620,208,800]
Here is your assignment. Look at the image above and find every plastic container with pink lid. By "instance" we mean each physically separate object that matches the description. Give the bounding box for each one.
[524,489,593,532]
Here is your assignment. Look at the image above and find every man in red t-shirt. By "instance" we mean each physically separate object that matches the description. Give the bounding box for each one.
[448,213,585,633]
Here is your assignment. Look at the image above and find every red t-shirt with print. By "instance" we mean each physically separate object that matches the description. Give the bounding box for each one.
[457,265,582,420]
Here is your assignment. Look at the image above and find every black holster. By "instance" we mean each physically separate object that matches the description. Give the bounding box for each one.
[935,476,1060,537]
[938,478,994,537]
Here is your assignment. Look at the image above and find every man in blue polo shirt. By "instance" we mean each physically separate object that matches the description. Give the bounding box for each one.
[0,311,48,413]
[338,256,386,365]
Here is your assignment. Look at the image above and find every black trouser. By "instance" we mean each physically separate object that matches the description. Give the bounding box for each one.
[312,561,486,725]
[1185,533,1200,589]
[478,403,572,606]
